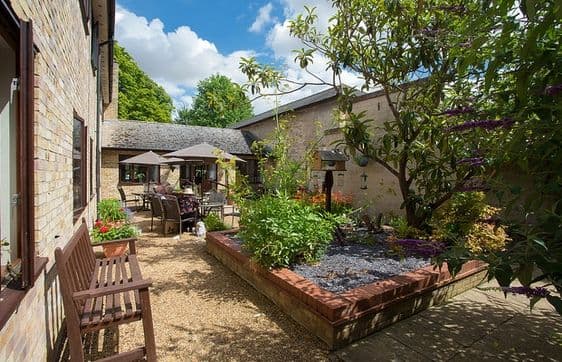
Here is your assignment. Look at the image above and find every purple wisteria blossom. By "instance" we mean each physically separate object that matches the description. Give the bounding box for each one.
[445,117,515,132]
[502,286,551,298]
[545,84,562,96]
[438,106,475,116]
[457,157,485,167]
[394,239,446,258]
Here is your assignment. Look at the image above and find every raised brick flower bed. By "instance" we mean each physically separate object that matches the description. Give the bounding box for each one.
[206,230,487,349]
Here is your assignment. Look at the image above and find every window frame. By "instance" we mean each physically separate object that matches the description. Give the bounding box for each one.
[72,116,87,221]
[0,4,47,331]
[78,0,91,35]
[118,155,160,185]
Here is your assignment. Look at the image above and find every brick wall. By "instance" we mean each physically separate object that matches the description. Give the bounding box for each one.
[101,149,179,200]
[238,93,403,215]
[0,1,103,360]
[103,62,119,119]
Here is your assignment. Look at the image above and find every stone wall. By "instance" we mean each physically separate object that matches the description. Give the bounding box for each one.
[0,1,103,360]
[238,92,403,215]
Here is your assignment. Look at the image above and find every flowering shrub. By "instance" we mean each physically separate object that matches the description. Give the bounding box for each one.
[92,198,138,244]
[91,220,139,244]
[299,191,354,216]
[430,192,508,253]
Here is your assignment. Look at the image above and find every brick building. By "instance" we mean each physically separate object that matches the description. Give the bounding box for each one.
[231,87,403,214]
[0,0,114,360]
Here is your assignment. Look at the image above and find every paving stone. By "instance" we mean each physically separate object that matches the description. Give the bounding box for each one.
[382,315,464,360]
[417,298,516,347]
[334,333,429,362]
[450,327,562,362]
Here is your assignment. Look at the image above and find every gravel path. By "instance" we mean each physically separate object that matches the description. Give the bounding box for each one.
[116,212,329,361]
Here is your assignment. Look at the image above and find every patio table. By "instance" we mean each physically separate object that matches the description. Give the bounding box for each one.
[200,202,224,219]
[133,192,153,210]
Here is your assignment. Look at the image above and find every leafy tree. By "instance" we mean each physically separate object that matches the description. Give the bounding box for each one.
[242,1,486,229]
[115,43,173,122]
[175,74,253,127]
[240,1,562,312]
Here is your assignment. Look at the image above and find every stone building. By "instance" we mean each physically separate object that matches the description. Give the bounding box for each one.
[101,119,259,200]
[231,87,403,214]
[0,1,114,360]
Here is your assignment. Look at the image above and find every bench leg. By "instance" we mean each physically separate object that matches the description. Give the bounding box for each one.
[139,288,157,361]
[68,329,85,361]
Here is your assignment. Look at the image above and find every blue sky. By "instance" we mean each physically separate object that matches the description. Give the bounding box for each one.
[115,0,359,114]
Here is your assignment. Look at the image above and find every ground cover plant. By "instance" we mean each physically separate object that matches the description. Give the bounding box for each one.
[239,0,562,312]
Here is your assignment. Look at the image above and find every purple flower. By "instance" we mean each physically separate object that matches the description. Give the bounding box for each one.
[439,106,475,116]
[394,239,446,258]
[502,286,551,298]
[445,118,515,132]
[457,157,485,167]
[545,84,562,96]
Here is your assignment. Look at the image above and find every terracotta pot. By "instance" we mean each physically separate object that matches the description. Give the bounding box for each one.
[102,241,128,258]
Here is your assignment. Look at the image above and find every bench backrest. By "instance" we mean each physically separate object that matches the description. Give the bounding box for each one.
[54,221,97,326]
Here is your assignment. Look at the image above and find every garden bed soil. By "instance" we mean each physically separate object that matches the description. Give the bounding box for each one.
[207,230,488,349]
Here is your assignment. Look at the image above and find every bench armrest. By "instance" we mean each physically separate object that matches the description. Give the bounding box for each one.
[72,278,153,300]
[94,237,137,254]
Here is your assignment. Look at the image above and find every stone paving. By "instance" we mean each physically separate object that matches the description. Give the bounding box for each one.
[332,281,561,361]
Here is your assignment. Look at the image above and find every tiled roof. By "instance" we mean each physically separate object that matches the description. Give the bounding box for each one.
[102,120,257,155]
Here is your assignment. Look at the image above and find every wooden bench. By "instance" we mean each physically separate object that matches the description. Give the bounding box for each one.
[55,220,156,361]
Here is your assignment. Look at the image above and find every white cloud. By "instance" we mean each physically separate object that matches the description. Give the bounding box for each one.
[249,3,275,33]
[114,1,363,118]
[115,6,255,113]
[255,0,362,112]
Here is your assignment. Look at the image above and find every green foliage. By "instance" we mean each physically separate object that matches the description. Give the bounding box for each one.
[97,199,126,222]
[431,192,508,253]
[204,213,227,232]
[114,43,173,122]
[238,195,339,268]
[253,118,316,197]
[387,216,424,239]
[91,222,139,244]
[175,74,253,127]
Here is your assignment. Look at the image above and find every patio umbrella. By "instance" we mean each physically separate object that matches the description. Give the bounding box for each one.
[163,143,246,162]
[119,150,172,166]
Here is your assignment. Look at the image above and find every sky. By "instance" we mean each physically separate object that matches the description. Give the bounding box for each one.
[114,0,361,115]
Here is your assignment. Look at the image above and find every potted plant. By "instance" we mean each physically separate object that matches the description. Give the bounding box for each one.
[92,220,140,257]
[93,198,139,257]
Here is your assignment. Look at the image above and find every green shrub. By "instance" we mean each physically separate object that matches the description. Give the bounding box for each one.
[430,192,508,253]
[98,199,127,222]
[387,215,425,239]
[238,195,339,268]
[204,213,227,232]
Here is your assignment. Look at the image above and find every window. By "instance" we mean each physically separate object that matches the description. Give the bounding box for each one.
[73,116,86,218]
[79,0,91,35]
[91,21,99,73]
[90,137,94,198]
[0,3,44,330]
[119,155,160,184]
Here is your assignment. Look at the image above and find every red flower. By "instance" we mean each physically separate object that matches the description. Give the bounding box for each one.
[99,226,110,233]
[94,220,103,228]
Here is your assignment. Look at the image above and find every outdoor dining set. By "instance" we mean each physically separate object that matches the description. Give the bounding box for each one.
[116,142,242,235]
